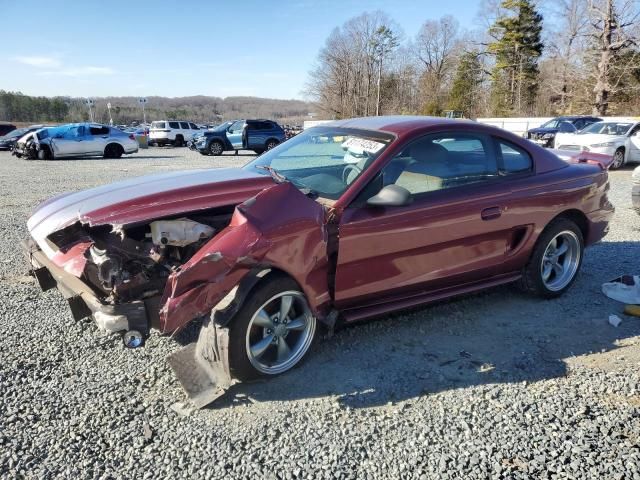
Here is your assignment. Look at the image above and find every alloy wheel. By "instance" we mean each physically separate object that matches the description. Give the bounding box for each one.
[540,230,581,291]
[245,291,316,375]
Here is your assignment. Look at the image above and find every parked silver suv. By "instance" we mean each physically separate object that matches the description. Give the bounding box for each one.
[13,123,138,160]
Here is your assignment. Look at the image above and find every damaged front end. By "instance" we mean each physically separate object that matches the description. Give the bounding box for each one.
[24,179,334,407]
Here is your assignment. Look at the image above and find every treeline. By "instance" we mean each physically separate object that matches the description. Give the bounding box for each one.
[0,91,312,125]
[306,0,640,119]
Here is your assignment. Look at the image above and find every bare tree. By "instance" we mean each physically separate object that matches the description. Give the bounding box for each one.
[589,0,639,115]
[414,15,460,112]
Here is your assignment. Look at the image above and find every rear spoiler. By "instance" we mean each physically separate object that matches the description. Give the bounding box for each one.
[552,149,614,170]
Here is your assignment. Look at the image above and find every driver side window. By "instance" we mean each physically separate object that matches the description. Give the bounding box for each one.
[383,133,498,195]
[229,121,244,133]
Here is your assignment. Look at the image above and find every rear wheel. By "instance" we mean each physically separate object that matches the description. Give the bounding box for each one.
[104,143,123,159]
[228,276,317,380]
[611,148,625,170]
[209,140,224,156]
[174,135,184,147]
[518,218,583,298]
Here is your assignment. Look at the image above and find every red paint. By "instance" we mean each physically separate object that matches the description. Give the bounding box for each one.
[29,117,614,334]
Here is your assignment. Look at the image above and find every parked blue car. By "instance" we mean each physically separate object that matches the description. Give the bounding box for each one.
[192,119,286,156]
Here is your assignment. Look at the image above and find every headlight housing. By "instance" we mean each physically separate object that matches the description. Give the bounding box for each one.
[542,133,554,139]
[590,142,616,148]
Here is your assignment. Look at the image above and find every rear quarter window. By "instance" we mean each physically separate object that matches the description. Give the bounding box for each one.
[89,126,110,136]
[497,140,533,174]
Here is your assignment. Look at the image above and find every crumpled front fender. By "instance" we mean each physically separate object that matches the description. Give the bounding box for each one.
[159,182,332,333]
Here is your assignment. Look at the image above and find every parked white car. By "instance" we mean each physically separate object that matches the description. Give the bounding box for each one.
[149,121,201,146]
[633,165,640,212]
[554,120,640,170]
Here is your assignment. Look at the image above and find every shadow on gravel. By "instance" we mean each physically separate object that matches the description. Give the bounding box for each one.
[204,240,640,409]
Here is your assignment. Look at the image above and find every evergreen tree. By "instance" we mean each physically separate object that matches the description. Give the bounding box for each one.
[488,0,543,115]
[447,51,483,118]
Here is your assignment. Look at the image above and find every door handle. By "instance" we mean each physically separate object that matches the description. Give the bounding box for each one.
[481,206,502,220]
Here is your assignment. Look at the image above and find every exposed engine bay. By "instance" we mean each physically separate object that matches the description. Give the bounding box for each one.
[47,207,235,307]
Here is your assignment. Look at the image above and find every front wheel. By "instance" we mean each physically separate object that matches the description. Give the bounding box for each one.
[518,218,584,298]
[611,148,625,170]
[209,140,224,156]
[228,276,317,380]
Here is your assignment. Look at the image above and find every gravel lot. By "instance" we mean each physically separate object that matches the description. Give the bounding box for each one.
[1,147,640,479]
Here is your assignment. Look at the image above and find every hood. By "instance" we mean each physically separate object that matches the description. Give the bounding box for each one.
[528,127,557,135]
[556,132,625,146]
[28,167,274,249]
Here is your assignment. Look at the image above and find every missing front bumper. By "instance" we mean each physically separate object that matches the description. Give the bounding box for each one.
[22,238,159,335]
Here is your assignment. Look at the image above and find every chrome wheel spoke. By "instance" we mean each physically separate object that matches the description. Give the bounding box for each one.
[286,315,306,331]
[551,262,563,276]
[250,335,274,359]
[279,295,294,320]
[253,309,274,329]
[542,263,553,281]
[554,242,569,257]
[276,337,292,362]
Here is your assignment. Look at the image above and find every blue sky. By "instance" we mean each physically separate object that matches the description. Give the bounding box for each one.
[1,0,481,100]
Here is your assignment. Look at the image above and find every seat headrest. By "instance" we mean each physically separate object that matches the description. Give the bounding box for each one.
[411,142,449,165]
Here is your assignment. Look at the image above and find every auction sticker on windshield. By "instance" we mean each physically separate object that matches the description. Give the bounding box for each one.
[342,137,386,153]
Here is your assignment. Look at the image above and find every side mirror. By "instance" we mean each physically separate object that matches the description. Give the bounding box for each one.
[367,184,412,207]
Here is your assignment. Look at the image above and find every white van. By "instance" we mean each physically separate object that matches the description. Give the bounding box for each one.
[149,121,200,146]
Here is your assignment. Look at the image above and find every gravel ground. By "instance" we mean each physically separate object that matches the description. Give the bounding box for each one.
[1,147,640,479]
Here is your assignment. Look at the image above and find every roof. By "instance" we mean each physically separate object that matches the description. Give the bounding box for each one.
[325,116,476,135]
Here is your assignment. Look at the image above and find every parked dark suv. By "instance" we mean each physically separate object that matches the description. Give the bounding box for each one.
[526,116,602,148]
[193,119,286,156]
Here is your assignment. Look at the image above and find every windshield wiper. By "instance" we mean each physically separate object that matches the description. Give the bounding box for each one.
[256,165,287,183]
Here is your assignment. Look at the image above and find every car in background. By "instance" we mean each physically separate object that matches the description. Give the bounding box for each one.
[149,121,200,146]
[554,120,640,169]
[633,166,640,213]
[13,123,138,160]
[526,116,602,148]
[194,119,285,156]
[0,125,47,150]
[0,123,16,137]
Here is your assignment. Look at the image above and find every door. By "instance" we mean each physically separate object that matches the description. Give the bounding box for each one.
[627,124,640,161]
[227,121,245,149]
[86,125,111,155]
[51,125,87,157]
[334,132,519,309]
[179,122,191,140]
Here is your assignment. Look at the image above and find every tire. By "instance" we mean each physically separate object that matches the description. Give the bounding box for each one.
[104,144,123,159]
[611,148,625,170]
[518,218,584,298]
[174,135,184,147]
[228,275,317,381]
[253,149,264,155]
[265,139,279,151]
[208,140,224,156]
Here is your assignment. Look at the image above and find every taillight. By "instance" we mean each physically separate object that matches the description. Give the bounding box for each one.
[129,134,135,140]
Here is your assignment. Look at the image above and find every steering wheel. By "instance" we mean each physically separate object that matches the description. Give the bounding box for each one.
[342,164,362,185]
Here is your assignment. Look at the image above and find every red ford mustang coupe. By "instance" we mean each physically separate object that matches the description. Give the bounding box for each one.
[23,116,614,405]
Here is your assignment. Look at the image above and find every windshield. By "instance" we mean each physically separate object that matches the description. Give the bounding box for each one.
[1,128,30,140]
[244,126,393,200]
[211,121,232,132]
[579,122,633,135]
[540,119,560,129]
